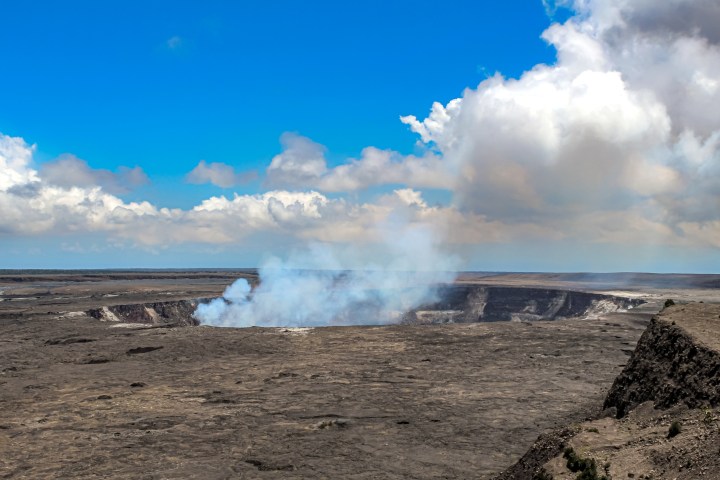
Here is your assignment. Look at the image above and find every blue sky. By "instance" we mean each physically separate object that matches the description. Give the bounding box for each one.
[1,0,720,272]
[1,1,557,203]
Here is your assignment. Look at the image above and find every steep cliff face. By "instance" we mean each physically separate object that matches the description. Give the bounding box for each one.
[604,304,720,417]
[407,286,643,324]
[86,300,203,326]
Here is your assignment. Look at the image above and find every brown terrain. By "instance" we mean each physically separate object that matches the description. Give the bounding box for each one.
[0,271,718,479]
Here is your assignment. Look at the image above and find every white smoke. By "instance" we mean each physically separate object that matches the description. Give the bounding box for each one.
[195,222,459,327]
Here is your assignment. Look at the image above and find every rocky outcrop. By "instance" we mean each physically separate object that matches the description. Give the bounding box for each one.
[406,286,644,324]
[87,300,205,326]
[492,426,580,480]
[604,305,720,417]
[495,302,720,480]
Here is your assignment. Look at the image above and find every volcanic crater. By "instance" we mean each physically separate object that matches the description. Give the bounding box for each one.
[1,271,716,479]
[82,284,644,328]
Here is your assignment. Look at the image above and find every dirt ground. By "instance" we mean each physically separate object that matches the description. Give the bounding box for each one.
[541,402,720,480]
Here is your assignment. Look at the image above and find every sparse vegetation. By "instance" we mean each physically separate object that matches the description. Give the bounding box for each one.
[663,299,675,308]
[587,427,599,433]
[563,447,611,480]
[702,407,716,425]
[564,446,591,472]
[667,420,682,438]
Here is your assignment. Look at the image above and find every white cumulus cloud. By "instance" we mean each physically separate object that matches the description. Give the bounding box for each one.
[265,132,453,192]
[0,134,38,190]
[39,155,149,194]
[185,160,256,188]
[402,0,720,232]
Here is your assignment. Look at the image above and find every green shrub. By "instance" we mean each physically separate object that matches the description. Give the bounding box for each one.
[702,407,716,425]
[564,447,592,472]
[663,299,675,308]
[563,447,612,480]
[668,421,682,438]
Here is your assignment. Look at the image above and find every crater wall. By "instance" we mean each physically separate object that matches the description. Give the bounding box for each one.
[405,285,643,324]
[83,285,643,327]
[86,300,203,326]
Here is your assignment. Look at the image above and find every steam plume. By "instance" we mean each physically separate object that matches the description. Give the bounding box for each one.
[195,223,459,327]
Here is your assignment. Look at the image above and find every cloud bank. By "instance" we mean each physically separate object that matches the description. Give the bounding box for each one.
[399,0,720,246]
[0,133,465,247]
